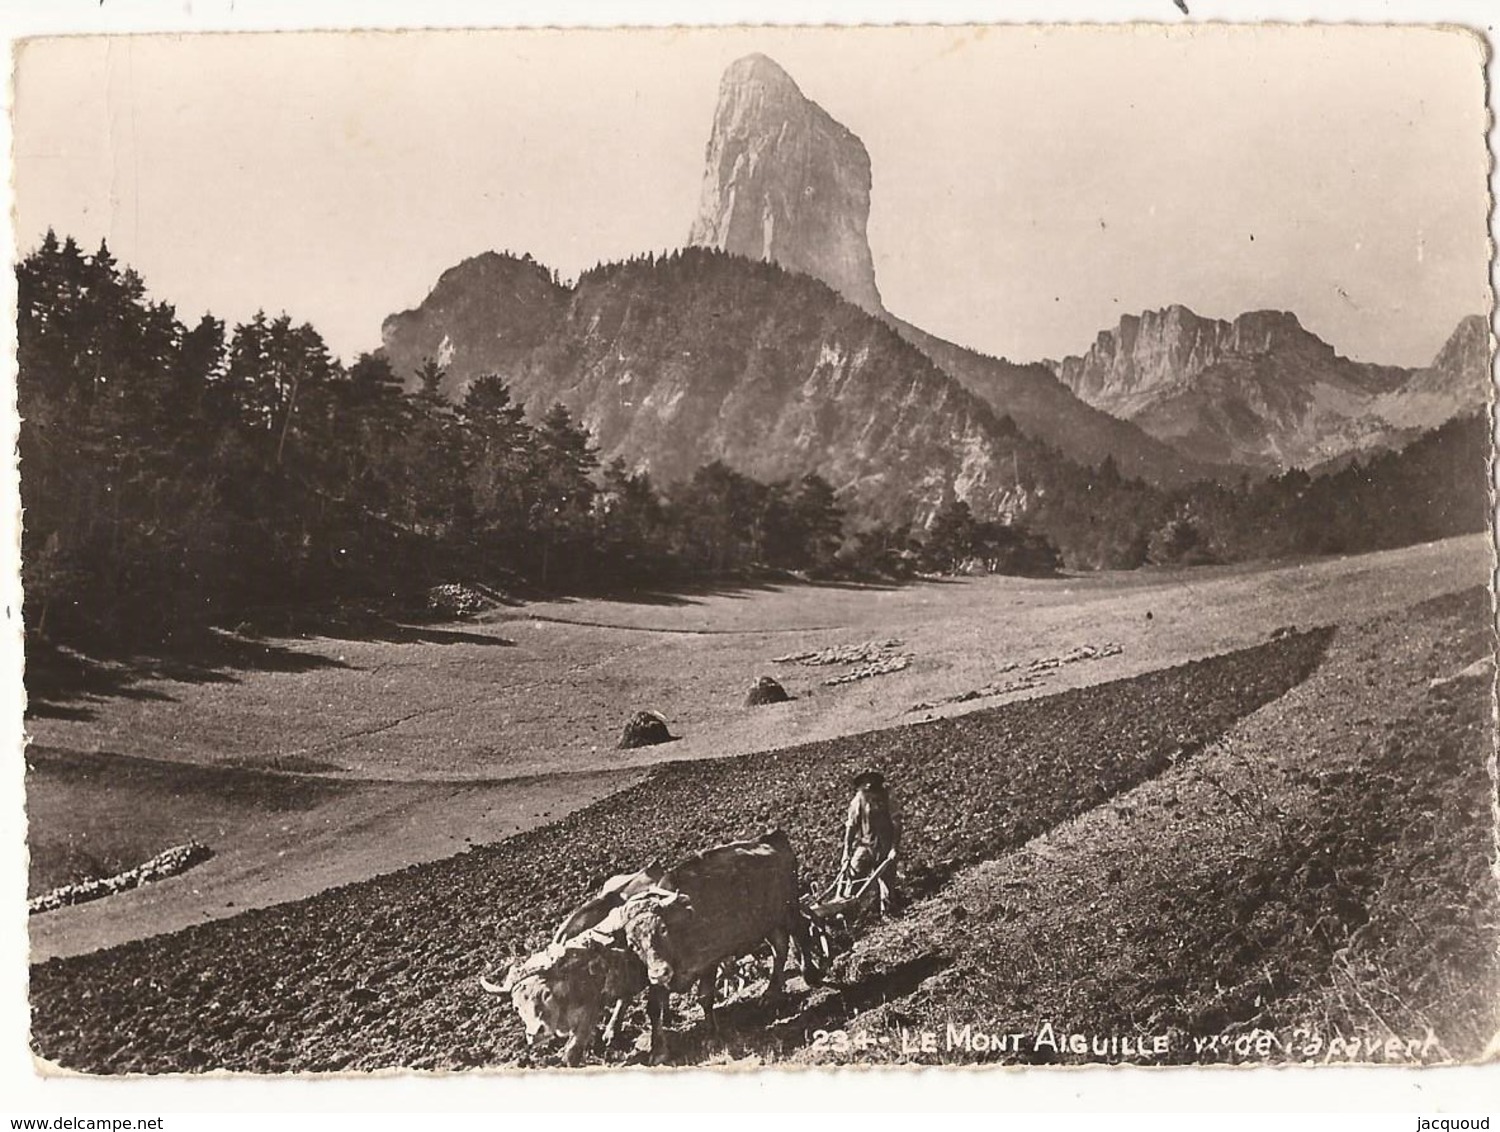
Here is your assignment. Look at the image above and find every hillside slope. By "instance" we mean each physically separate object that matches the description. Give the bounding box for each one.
[385,249,1077,523]
[890,315,1216,486]
[795,587,1497,1067]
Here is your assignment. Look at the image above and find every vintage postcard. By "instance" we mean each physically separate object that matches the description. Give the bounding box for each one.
[8,18,1497,1088]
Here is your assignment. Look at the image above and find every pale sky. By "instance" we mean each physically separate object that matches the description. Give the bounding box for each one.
[12,24,1492,368]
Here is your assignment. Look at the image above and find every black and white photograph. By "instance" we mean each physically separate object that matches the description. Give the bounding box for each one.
[7,14,1497,1089]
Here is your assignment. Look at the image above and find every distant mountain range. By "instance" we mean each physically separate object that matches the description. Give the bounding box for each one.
[1045,306,1488,469]
[380,52,1490,523]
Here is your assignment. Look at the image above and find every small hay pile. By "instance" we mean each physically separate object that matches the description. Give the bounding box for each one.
[617,710,674,749]
[745,676,792,706]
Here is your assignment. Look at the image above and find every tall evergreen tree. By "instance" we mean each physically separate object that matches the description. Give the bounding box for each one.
[527,403,599,586]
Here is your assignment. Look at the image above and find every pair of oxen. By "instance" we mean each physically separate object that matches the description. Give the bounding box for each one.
[480,829,833,1065]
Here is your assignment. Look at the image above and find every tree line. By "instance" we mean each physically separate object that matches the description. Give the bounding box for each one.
[1023,415,1488,572]
[17,234,938,650]
[16,234,1487,654]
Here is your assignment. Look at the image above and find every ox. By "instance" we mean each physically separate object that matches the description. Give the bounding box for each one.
[550,866,665,944]
[480,866,672,1064]
[480,931,648,1066]
[616,829,815,1063]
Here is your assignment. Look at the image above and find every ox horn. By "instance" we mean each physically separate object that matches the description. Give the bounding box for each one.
[479,961,520,994]
[639,885,691,908]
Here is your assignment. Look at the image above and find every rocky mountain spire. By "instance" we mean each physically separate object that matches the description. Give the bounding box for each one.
[688,54,883,313]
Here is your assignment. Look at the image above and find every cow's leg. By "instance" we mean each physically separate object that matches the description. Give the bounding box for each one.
[561,1000,604,1067]
[560,1030,588,1067]
[599,997,627,1046]
[764,927,789,1002]
[697,969,719,1034]
[647,985,671,1065]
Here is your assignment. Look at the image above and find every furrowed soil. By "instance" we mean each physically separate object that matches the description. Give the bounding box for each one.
[34,628,1335,1071]
[790,587,1499,1068]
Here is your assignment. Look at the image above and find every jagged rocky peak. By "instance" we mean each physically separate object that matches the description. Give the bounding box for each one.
[1426,313,1491,395]
[687,53,883,313]
[1041,302,1493,471]
[1053,304,1338,408]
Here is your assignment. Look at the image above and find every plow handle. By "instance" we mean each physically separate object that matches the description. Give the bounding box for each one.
[845,848,898,901]
[810,859,850,904]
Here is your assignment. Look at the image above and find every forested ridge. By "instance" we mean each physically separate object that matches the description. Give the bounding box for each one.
[17,234,1489,653]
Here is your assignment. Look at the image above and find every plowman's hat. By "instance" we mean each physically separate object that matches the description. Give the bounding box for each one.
[853,770,886,789]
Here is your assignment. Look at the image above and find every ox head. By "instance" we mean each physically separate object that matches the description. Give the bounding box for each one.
[478,950,529,996]
[617,890,692,987]
[509,971,561,1047]
[479,949,561,1046]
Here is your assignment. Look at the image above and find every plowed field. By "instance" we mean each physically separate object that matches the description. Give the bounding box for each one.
[31,630,1332,1072]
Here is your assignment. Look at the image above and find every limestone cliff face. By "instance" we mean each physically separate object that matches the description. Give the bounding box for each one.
[1049,305,1360,420]
[687,54,883,314]
[1043,305,1461,469]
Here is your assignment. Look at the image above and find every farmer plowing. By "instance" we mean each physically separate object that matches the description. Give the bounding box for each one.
[480,772,905,1065]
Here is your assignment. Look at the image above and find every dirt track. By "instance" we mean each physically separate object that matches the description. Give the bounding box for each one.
[31,629,1332,1072]
[25,757,642,962]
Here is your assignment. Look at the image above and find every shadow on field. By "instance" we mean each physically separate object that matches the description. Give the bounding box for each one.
[26,612,515,720]
[555,572,915,609]
[27,745,354,807]
[25,745,359,896]
[239,606,516,648]
[654,953,955,1065]
[24,632,351,721]
[316,622,514,648]
[772,952,954,1041]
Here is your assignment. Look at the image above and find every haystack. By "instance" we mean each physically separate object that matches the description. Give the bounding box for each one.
[745,675,792,706]
[617,710,673,749]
